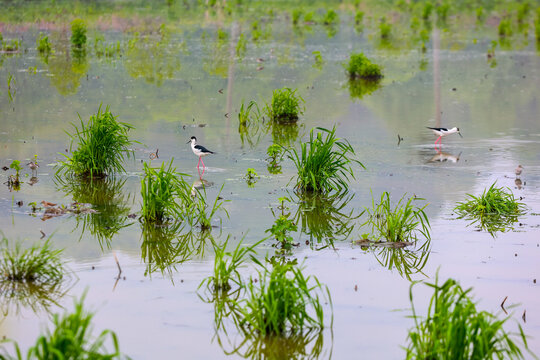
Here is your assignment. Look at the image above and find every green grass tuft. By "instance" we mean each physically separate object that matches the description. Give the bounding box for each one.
[70,18,87,48]
[287,126,364,194]
[267,87,304,123]
[361,192,431,243]
[405,275,532,359]
[141,160,191,224]
[235,261,331,337]
[346,52,383,80]
[57,106,136,178]
[0,238,64,284]
[454,182,527,235]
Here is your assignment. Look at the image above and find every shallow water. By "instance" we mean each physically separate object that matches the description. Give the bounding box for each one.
[1,18,540,359]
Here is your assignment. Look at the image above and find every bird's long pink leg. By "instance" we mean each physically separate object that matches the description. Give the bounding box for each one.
[435,136,442,144]
[197,157,201,170]
[201,158,205,169]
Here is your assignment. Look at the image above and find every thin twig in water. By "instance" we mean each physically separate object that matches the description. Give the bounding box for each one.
[522,309,526,323]
[500,296,508,315]
[40,230,46,239]
[113,251,122,279]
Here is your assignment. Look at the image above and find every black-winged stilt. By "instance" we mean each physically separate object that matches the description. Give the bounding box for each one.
[187,136,214,171]
[426,127,462,145]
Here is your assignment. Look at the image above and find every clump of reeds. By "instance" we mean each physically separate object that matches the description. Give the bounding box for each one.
[345,52,383,80]
[189,184,229,231]
[70,18,87,49]
[57,106,135,178]
[234,260,331,337]
[0,238,64,285]
[405,275,532,359]
[3,295,124,359]
[287,126,364,194]
[266,87,304,123]
[454,182,527,235]
[140,160,191,224]
[361,192,431,243]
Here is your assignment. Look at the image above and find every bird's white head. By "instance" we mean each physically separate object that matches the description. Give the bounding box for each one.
[454,127,463,138]
[187,136,197,144]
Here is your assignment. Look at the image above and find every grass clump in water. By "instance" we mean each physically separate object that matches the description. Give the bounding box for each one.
[2,295,124,359]
[361,192,431,243]
[57,106,135,179]
[345,52,383,80]
[287,126,364,194]
[405,275,533,359]
[36,33,51,54]
[141,160,191,224]
[454,182,526,235]
[266,87,304,123]
[235,260,331,337]
[70,18,87,48]
[0,238,64,285]
[200,237,259,295]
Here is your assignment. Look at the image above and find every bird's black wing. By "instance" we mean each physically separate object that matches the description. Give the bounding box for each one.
[194,144,214,154]
[426,127,448,131]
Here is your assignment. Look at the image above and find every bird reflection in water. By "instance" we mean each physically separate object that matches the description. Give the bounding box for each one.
[429,150,461,163]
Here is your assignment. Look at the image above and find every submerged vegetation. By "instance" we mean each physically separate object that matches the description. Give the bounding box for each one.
[287,126,364,194]
[454,183,527,235]
[57,106,136,178]
[406,276,531,359]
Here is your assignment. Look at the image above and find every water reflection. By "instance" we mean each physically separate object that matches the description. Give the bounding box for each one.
[428,150,461,163]
[58,177,133,249]
[124,26,183,85]
[347,79,382,100]
[141,223,211,280]
[44,32,89,96]
[293,192,357,249]
[216,329,329,360]
[271,122,303,147]
[0,279,71,316]
[361,239,432,281]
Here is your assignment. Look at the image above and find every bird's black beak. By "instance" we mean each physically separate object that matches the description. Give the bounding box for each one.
[186,140,191,144]
[458,132,463,138]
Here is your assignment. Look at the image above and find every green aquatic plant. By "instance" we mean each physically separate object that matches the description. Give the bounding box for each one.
[234,261,331,337]
[287,126,364,194]
[1,295,123,359]
[267,87,305,123]
[266,214,298,252]
[189,184,229,232]
[498,17,513,38]
[238,100,264,148]
[361,192,431,243]
[266,143,284,174]
[292,9,303,25]
[454,182,527,236]
[70,18,87,48]
[379,17,392,40]
[200,237,260,294]
[0,238,64,285]
[36,33,51,54]
[244,168,259,186]
[236,32,247,59]
[58,106,136,178]
[345,52,383,80]
[141,160,191,224]
[322,9,338,26]
[312,50,324,69]
[405,275,532,359]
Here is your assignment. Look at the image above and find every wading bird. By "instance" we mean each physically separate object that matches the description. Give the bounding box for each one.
[187,136,214,171]
[427,127,462,145]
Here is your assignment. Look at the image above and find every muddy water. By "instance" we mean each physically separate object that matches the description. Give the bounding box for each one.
[1,24,539,359]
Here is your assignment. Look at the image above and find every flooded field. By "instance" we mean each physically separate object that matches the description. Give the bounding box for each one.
[1,1,540,358]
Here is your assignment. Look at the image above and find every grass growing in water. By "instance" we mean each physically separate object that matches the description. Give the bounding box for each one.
[361,192,431,243]
[2,295,123,359]
[345,52,383,80]
[141,160,191,224]
[57,106,135,178]
[267,87,304,123]
[234,260,331,337]
[70,18,87,48]
[287,126,364,194]
[0,238,64,284]
[454,182,527,235]
[405,275,532,359]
